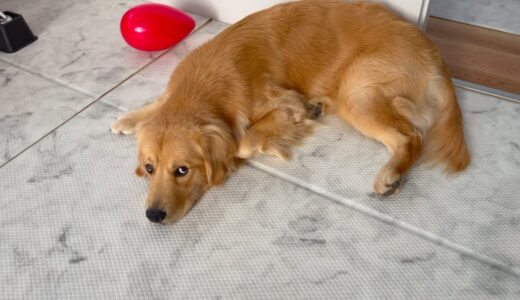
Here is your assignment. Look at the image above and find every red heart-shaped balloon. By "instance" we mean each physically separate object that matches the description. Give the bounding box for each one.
[120,3,195,51]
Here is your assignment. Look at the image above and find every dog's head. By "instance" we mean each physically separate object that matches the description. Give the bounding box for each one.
[135,111,238,224]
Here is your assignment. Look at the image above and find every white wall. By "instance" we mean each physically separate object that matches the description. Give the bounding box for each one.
[158,0,430,29]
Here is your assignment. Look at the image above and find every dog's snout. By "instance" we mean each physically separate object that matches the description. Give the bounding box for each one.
[146,208,166,223]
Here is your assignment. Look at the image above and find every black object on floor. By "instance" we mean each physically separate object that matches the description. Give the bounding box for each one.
[0,11,37,53]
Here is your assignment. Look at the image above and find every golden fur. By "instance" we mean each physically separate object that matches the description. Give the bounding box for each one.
[112,0,470,224]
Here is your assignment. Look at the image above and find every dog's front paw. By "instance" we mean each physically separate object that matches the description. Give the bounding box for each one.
[374,166,402,197]
[308,102,323,118]
[111,117,137,135]
[237,132,292,160]
[237,134,262,159]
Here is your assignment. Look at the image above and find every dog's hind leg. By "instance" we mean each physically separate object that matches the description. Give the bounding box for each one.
[237,91,324,160]
[111,95,167,135]
[337,90,423,196]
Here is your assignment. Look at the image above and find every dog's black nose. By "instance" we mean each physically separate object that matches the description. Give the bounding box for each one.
[146,208,166,223]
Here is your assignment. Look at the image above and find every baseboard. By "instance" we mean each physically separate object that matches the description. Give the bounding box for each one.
[453,78,520,104]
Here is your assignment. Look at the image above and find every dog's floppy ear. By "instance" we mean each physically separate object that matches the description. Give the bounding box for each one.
[198,122,237,186]
[135,147,145,177]
[135,165,145,177]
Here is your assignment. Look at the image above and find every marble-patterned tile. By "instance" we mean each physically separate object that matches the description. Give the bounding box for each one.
[430,0,520,35]
[251,88,520,268]
[0,62,93,166]
[101,20,230,112]
[1,101,519,298]
[0,0,209,97]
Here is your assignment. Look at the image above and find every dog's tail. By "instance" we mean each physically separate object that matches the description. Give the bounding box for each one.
[423,69,470,172]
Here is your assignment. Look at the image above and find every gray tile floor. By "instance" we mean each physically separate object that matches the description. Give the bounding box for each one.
[430,0,520,35]
[1,1,520,299]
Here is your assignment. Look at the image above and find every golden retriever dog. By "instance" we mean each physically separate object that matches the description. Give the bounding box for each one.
[112,0,470,224]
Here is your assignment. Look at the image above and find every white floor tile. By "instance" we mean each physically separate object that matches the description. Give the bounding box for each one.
[0,100,518,298]
[0,0,209,97]
[0,62,93,166]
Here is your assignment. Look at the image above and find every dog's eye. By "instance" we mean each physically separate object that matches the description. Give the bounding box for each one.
[145,164,154,174]
[174,166,189,177]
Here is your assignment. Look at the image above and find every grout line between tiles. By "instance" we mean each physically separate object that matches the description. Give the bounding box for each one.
[97,18,212,112]
[0,19,213,169]
[0,57,96,98]
[0,16,212,108]
[0,59,154,167]
[0,46,173,169]
[0,83,122,169]
[247,160,520,278]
